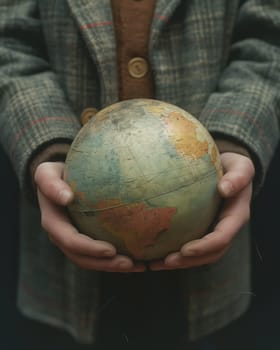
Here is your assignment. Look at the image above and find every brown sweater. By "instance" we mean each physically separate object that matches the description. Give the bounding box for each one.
[111,0,156,100]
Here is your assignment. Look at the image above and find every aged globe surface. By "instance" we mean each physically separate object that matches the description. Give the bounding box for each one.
[64,99,223,261]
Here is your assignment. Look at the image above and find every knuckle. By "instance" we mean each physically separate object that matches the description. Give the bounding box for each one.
[216,236,230,250]
[60,236,76,252]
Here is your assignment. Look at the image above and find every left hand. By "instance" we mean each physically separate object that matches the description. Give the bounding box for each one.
[35,162,146,273]
[149,152,255,271]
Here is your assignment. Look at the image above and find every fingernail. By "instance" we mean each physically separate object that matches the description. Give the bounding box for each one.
[59,189,72,204]
[219,180,234,196]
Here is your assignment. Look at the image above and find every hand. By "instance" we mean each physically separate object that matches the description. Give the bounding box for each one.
[149,152,255,271]
[34,162,146,273]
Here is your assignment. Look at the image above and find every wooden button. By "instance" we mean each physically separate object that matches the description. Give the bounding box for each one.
[80,107,98,125]
[128,57,149,78]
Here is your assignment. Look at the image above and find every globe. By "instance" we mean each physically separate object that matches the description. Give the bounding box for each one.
[64,99,223,261]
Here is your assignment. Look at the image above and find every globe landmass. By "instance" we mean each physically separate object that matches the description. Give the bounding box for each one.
[64,99,223,261]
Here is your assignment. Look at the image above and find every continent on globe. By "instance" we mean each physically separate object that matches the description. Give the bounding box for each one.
[97,200,177,260]
[64,99,223,261]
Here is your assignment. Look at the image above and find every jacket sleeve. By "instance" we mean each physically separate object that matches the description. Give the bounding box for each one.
[199,0,280,191]
[0,1,80,190]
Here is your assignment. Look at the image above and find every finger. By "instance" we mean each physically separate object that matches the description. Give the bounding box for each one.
[219,153,255,197]
[180,183,252,257]
[62,251,146,273]
[35,162,73,205]
[37,190,116,257]
[150,249,227,271]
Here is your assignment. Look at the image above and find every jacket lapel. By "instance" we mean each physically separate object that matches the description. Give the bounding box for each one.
[151,0,182,46]
[66,0,118,106]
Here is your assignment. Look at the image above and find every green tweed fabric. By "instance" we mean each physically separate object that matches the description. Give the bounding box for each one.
[0,0,279,344]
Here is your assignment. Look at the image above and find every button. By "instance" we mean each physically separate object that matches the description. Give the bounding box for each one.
[80,107,98,125]
[128,57,149,78]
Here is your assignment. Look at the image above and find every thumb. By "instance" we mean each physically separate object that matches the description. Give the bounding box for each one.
[218,153,255,197]
[34,162,73,206]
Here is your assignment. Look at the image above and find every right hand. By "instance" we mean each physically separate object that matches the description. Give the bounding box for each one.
[149,152,254,271]
[34,162,146,273]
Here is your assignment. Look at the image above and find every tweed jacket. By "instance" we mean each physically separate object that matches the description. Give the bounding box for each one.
[0,0,280,344]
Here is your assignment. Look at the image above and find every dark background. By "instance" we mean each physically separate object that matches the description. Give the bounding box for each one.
[0,143,280,349]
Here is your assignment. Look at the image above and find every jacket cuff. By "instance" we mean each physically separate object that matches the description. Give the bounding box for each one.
[28,142,71,201]
[214,139,251,158]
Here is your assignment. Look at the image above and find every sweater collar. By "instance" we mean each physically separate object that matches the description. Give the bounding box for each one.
[66,0,182,50]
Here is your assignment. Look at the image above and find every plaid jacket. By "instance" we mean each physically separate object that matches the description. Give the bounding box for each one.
[0,0,280,344]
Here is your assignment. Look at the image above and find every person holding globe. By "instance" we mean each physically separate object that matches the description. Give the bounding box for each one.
[0,0,279,349]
